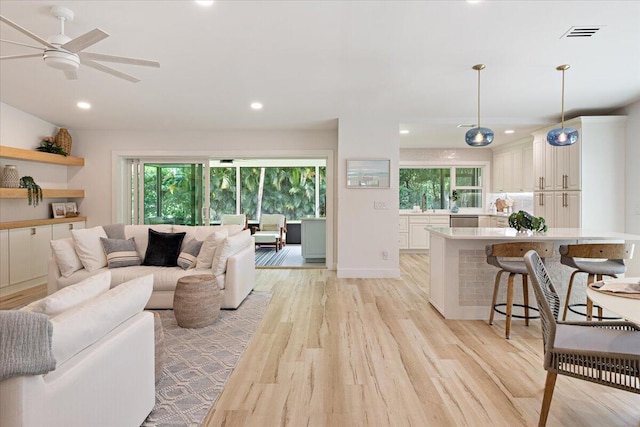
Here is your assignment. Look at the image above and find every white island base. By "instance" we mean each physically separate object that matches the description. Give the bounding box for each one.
[428,227,640,320]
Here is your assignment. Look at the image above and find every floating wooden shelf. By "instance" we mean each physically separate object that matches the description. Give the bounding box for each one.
[0,145,84,166]
[0,188,85,199]
[0,216,87,230]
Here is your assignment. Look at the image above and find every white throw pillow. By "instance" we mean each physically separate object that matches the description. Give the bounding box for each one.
[21,271,111,316]
[50,274,153,366]
[50,238,84,277]
[71,226,108,272]
[211,229,252,276]
[173,225,223,251]
[196,229,228,269]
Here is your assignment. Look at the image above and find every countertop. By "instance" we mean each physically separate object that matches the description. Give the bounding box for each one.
[426,227,640,241]
[400,211,509,217]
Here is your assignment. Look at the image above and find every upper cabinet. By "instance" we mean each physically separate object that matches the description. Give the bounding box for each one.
[532,132,581,191]
[532,116,627,231]
[492,140,533,193]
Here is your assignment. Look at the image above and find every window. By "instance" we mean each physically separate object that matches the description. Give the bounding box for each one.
[129,159,327,225]
[399,166,484,210]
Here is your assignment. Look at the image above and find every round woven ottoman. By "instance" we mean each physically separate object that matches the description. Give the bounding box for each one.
[173,274,221,328]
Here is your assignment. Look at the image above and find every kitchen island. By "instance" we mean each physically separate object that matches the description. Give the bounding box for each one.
[427,227,640,320]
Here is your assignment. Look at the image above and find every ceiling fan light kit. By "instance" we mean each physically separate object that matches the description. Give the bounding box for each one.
[0,6,159,83]
[465,64,494,147]
[547,64,579,146]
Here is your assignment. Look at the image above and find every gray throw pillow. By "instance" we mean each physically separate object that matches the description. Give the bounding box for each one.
[100,237,142,268]
[102,223,126,240]
[177,239,204,270]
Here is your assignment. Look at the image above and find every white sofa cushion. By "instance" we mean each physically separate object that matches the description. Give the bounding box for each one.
[50,238,84,278]
[212,229,252,276]
[23,271,112,317]
[173,225,223,250]
[50,274,153,366]
[196,229,228,269]
[71,226,108,272]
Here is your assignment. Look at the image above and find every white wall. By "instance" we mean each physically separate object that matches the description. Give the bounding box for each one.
[0,102,69,222]
[615,100,640,275]
[400,147,492,163]
[337,114,400,278]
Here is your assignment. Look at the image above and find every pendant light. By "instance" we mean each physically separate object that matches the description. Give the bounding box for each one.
[465,64,494,147]
[547,64,579,146]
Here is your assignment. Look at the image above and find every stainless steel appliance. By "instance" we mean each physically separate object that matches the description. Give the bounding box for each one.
[450,215,479,228]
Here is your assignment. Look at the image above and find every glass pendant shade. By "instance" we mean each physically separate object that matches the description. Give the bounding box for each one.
[547,127,579,146]
[465,127,494,146]
[466,64,493,147]
[547,64,578,146]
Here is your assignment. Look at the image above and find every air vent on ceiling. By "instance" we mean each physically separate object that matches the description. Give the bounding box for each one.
[562,26,602,38]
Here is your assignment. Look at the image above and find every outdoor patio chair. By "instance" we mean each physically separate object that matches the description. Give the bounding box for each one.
[252,214,286,251]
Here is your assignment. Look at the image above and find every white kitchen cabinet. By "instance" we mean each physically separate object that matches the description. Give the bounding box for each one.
[52,220,85,240]
[533,116,626,232]
[8,225,52,287]
[400,214,450,251]
[399,216,409,249]
[493,141,532,192]
[495,216,509,228]
[409,216,429,249]
[0,230,8,289]
[301,218,326,260]
[478,216,491,228]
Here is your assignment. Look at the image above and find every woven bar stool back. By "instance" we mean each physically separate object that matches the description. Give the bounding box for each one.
[486,241,554,339]
[560,243,634,321]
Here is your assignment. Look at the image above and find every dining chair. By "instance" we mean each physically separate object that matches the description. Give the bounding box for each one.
[523,250,640,427]
[559,243,634,321]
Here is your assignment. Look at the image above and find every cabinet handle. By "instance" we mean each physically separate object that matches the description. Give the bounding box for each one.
[31,228,36,235]
[69,224,74,230]
[540,194,544,206]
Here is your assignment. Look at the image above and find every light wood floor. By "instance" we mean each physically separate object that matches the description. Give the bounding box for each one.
[203,254,640,426]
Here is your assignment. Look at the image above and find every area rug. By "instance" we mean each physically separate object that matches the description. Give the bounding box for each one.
[255,246,292,267]
[142,291,272,426]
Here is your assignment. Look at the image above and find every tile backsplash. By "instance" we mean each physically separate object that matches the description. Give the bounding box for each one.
[487,192,534,214]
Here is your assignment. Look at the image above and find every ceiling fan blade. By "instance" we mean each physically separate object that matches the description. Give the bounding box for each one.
[64,70,78,80]
[80,52,160,68]
[80,57,140,83]
[1,39,44,50]
[0,15,55,48]
[61,28,109,53]
[0,53,42,60]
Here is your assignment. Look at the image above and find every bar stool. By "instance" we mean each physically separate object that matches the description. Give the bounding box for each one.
[560,243,635,321]
[486,242,554,339]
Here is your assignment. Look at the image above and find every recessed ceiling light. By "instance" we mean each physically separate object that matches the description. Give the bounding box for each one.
[250,102,263,110]
[400,129,409,135]
[195,1,214,6]
[504,129,515,134]
[77,101,91,110]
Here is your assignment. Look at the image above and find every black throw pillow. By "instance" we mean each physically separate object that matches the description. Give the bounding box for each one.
[142,229,186,267]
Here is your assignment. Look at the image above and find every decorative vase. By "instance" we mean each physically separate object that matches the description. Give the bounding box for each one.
[1,165,20,188]
[55,128,72,155]
[450,202,459,213]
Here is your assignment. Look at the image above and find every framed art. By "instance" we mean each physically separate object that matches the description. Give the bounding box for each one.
[65,202,78,214]
[347,159,390,188]
[52,203,66,219]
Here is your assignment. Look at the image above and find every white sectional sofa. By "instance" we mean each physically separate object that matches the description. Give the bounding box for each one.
[0,272,156,427]
[47,224,256,309]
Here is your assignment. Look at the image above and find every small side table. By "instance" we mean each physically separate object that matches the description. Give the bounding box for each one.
[173,274,221,328]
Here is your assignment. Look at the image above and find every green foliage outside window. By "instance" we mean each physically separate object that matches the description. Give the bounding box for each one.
[399,168,451,210]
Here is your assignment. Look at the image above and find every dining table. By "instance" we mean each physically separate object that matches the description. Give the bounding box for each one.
[586,277,640,325]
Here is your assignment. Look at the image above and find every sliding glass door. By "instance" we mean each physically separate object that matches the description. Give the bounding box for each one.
[140,162,207,225]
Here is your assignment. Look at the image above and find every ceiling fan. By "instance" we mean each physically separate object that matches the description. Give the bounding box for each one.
[0,6,159,83]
